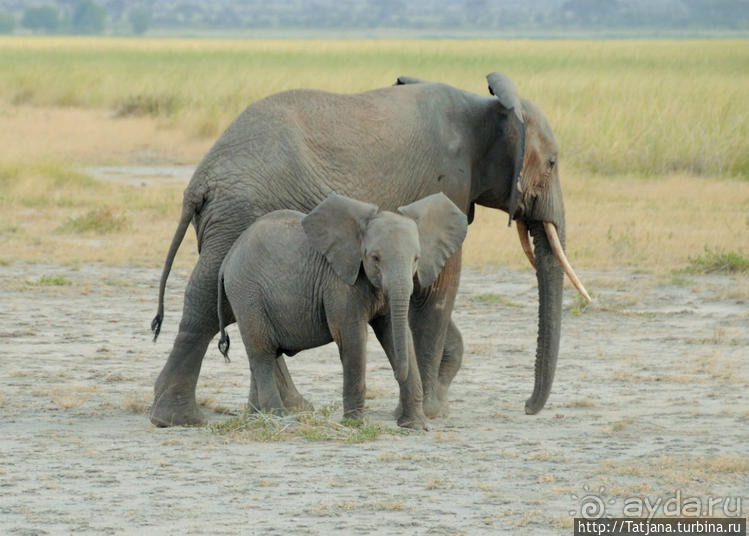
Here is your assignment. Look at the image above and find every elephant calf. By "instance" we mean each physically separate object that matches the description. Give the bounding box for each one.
[216,192,467,429]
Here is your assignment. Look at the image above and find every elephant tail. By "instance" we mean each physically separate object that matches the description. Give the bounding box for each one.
[216,263,231,361]
[151,199,196,342]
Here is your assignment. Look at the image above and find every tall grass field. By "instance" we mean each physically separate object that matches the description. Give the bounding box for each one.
[0,38,747,272]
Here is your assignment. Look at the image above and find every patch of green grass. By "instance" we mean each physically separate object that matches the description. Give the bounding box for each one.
[209,411,290,441]
[0,161,103,209]
[685,247,749,274]
[0,162,21,186]
[27,275,73,286]
[607,225,638,260]
[113,93,179,117]
[0,161,97,190]
[339,418,395,443]
[571,293,654,319]
[0,222,21,236]
[570,292,592,316]
[316,402,337,419]
[36,162,99,188]
[102,277,134,287]
[208,405,405,443]
[58,207,128,234]
[668,272,693,286]
[472,293,523,308]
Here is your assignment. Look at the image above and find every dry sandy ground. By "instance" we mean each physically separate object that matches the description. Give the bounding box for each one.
[1,262,747,535]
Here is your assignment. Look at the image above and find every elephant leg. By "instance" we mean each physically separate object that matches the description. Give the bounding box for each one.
[411,249,462,419]
[434,319,463,416]
[248,371,260,412]
[371,316,427,430]
[151,229,312,426]
[248,350,285,414]
[273,353,314,413]
[335,322,368,421]
[151,252,220,427]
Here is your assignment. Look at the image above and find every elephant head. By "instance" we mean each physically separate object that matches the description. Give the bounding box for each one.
[476,73,591,415]
[302,192,467,383]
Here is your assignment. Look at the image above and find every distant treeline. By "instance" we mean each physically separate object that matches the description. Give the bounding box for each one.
[0,0,747,35]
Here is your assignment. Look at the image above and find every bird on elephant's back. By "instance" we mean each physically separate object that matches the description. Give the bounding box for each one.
[149,72,591,427]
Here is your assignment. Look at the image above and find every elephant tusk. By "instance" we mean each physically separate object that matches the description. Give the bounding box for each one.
[516,220,536,269]
[543,221,592,303]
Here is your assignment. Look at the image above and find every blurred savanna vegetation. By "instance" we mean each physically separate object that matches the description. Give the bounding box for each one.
[0,37,747,272]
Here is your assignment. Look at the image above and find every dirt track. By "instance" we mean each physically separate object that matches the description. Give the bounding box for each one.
[1,262,747,534]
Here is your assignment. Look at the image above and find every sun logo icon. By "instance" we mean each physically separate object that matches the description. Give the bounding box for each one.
[569,485,617,520]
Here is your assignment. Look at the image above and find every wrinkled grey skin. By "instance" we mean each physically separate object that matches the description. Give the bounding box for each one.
[215,193,467,429]
[151,72,566,426]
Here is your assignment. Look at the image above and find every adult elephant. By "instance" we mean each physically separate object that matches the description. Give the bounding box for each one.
[150,72,590,426]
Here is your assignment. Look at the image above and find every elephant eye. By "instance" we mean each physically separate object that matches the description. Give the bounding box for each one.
[548,157,556,170]
[372,253,381,264]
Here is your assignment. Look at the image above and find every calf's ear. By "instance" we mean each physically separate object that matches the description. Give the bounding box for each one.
[398,193,468,287]
[302,193,379,286]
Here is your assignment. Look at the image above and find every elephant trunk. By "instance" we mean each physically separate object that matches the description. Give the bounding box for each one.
[387,276,414,384]
[524,220,564,415]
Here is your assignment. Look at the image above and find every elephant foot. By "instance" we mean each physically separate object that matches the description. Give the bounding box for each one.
[251,405,288,416]
[280,391,314,413]
[150,386,205,427]
[423,391,449,419]
[150,325,214,427]
[343,408,364,422]
[397,412,428,431]
[249,399,288,415]
[273,356,314,412]
[250,376,312,414]
[392,400,403,419]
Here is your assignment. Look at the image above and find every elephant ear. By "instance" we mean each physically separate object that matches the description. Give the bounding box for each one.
[487,72,526,227]
[302,193,379,286]
[398,193,468,288]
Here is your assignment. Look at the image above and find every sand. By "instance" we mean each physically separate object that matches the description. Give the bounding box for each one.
[1,262,747,534]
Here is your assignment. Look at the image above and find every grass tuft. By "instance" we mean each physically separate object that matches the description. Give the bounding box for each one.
[567,398,596,408]
[0,162,21,186]
[570,292,593,316]
[668,272,692,286]
[27,275,72,286]
[120,392,151,414]
[208,405,405,443]
[48,385,98,409]
[36,163,98,188]
[685,247,749,274]
[58,207,128,234]
[0,222,21,236]
[114,94,179,118]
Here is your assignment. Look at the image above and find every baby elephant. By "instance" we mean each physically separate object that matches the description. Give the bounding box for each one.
[217,192,467,429]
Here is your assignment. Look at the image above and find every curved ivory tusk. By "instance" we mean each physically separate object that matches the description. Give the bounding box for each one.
[543,222,592,303]
[516,220,536,269]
